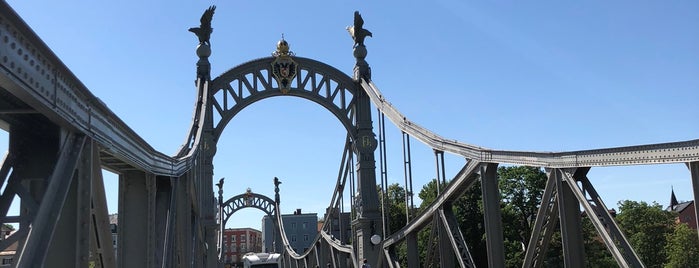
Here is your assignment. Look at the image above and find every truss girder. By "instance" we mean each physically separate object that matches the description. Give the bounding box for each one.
[0,3,195,176]
[522,172,559,268]
[439,205,476,268]
[558,168,645,268]
[361,79,699,168]
[16,132,86,267]
[383,160,481,248]
[425,215,440,268]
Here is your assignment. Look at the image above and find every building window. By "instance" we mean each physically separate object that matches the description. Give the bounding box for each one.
[291,223,296,230]
[304,234,309,241]
[303,222,308,229]
[241,234,246,242]
[291,235,297,242]
[2,258,12,265]
[231,236,236,242]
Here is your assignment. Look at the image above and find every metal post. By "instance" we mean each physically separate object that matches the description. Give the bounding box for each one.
[90,144,117,268]
[117,170,150,267]
[555,169,585,268]
[401,132,414,223]
[480,163,505,267]
[16,133,86,268]
[406,232,419,268]
[690,162,699,236]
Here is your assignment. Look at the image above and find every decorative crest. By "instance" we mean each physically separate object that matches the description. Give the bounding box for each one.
[245,188,253,205]
[271,37,298,93]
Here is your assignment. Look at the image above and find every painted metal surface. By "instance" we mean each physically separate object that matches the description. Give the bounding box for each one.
[1,3,698,268]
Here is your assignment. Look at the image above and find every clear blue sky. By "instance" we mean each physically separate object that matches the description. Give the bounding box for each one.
[3,1,698,231]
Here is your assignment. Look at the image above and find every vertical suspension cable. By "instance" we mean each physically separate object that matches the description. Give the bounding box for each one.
[402,132,415,223]
[439,151,446,185]
[377,108,389,237]
[434,150,444,195]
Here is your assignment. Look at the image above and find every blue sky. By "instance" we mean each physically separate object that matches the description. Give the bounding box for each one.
[3,1,698,230]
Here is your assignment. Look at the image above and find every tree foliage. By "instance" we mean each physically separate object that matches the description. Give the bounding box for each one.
[616,200,675,268]
[376,168,690,268]
[665,223,699,268]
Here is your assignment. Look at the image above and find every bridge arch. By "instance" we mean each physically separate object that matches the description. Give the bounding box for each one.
[210,56,358,143]
[220,190,276,227]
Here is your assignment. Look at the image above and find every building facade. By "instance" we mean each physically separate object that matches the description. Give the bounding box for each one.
[321,209,352,244]
[221,228,262,266]
[262,209,318,254]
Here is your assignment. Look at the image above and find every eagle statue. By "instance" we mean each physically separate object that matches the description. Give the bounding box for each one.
[347,11,372,48]
[189,6,216,46]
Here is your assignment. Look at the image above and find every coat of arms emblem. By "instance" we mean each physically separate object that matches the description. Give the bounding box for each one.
[272,38,297,94]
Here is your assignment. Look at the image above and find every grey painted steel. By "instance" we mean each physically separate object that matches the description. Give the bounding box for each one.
[117,171,150,268]
[425,215,439,267]
[481,163,505,268]
[522,172,559,268]
[90,144,117,268]
[383,160,481,248]
[220,192,276,227]
[361,80,699,167]
[437,210,455,267]
[0,2,193,177]
[690,162,699,236]
[555,169,585,268]
[16,132,86,267]
[406,232,419,268]
[402,132,415,223]
[439,204,476,267]
[559,169,644,268]
[4,2,699,266]
[209,57,358,142]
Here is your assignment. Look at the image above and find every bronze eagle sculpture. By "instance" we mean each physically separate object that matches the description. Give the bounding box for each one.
[347,11,372,47]
[189,6,216,46]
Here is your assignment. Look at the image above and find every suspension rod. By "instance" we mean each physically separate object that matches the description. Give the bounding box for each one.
[402,132,414,223]
[377,109,389,237]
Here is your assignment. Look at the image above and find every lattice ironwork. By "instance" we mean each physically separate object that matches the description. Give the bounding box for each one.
[220,191,276,226]
[210,57,358,142]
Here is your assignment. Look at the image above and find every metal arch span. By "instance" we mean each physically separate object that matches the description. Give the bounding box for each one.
[221,192,276,226]
[210,57,358,143]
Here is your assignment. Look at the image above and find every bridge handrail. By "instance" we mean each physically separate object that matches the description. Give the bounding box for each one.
[361,79,699,167]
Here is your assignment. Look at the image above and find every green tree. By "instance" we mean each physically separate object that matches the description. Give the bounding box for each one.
[497,166,547,267]
[378,183,412,266]
[2,224,14,231]
[616,200,675,268]
[581,217,615,267]
[418,178,487,267]
[665,223,699,268]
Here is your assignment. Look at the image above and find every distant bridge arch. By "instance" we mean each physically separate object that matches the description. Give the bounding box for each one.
[220,190,276,227]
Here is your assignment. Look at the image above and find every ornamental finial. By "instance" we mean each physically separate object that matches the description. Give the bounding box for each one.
[273,34,294,57]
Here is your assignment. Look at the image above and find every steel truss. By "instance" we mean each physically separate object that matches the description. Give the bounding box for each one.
[0,130,116,268]
[2,3,699,267]
[523,168,645,268]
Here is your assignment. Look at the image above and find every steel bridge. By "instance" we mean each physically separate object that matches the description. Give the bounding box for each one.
[0,3,698,268]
